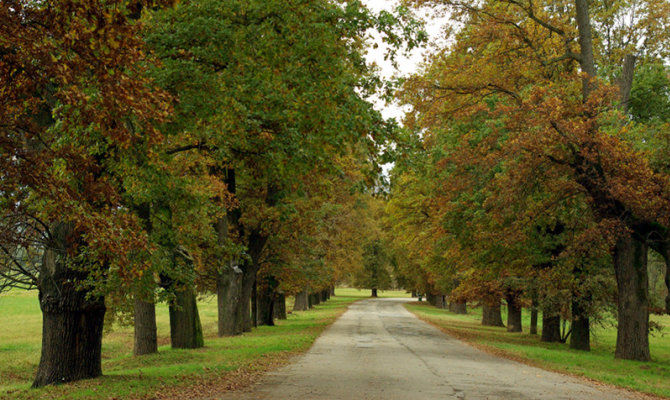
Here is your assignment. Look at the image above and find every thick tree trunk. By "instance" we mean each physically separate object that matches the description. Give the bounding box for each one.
[236,267,255,332]
[434,294,446,309]
[570,298,590,351]
[482,302,504,327]
[660,245,670,314]
[530,295,538,335]
[33,223,106,388]
[506,293,522,333]
[255,276,276,327]
[450,301,467,314]
[371,288,378,297]
[293,290,309,311]
[217,265,242,336]
[613,234,650,361]
[322,289,330,301]
[169,287,204,349]
[330,285,335,296]
[311,292,321,305]
[541,310,561,343]
[411,290,417,297]
[274,293,287,320]
[133,298,157,356]
[251,280,258,328]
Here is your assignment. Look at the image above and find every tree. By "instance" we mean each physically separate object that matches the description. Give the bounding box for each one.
[0,0,170,385]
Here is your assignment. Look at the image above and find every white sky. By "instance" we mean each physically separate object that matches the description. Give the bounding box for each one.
[362,0,450,122]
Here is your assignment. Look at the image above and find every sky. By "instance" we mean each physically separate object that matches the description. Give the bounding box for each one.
[362,0,450,122]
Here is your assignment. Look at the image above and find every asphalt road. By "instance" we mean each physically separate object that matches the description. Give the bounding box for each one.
[218,298,632,400]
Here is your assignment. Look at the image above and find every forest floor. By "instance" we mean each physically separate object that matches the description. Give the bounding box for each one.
[406,301,670,398]
[0,288,406,400]
[219,298,632,400]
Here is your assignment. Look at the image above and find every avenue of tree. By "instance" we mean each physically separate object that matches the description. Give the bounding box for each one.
[387,0,670,362]
[0,0,423,387]
[1,0,669,390]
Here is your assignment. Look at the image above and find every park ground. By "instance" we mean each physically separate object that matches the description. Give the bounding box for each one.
[405,302,670,398]
[0,288,407,400]
[2,290,669,399]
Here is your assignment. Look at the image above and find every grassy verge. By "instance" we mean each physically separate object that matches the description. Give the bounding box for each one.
[0,289,360,400]
[405,302,670,398]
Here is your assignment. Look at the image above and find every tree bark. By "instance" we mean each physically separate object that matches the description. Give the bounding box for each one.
[293,289,309,311]
[330,285,335,296]
[506,293,522,333]
[274,293,287,320]
[434,294,446,309]
[530,295,538,335]
[371,288,378,297]
[541,309,562,343]
[450,301,467,314]
[255,275,276,326]
[570,297,590,351]
[660,245,670,314]
[133,298,157,356]
[217,265,242,336]
[613,233,650,361]
[311,292,321,305]
[33,223,106,388]
[482,302,504,327]
[133,204,158,355]
[169,286,204,349]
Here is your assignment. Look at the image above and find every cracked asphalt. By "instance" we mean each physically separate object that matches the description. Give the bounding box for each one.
[217,298,632,399]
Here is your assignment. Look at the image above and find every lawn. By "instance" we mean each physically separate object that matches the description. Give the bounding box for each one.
[405,301,670,398]
[0,288,360,400]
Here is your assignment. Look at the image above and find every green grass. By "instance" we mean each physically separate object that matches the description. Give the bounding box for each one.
[334,287,411,298]
[405,302,670,398]
[0,289,360,400]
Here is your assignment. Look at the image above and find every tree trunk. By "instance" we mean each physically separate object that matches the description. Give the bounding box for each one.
[274,293,287,320]
[330,286,335,296]
[33,223,106,388]
[506,293,522,333]
[570,297,590,351]
[293,290,309,311]
[322,289,330,301]
[660,245,670,314]
[434,294,446,309]
[133,298,157,356]
[255,276,276,327]
[311,292,321,305]
[613,233,650,361]
[217,265,242,336]
[251,280,258,328]
[530,296,538,335]
[541,311,561,343]
[450,301,467,314]
[169,287,204,349]
[482,302,504,327]
[371,288,378,297]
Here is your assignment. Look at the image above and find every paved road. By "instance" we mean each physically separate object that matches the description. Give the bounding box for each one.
[218,298,632,400]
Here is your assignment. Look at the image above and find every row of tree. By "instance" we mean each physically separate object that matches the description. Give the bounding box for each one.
[0,0,423,388]
[386,0,670,362]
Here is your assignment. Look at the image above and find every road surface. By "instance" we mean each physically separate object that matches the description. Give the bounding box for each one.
[217,298,632,400]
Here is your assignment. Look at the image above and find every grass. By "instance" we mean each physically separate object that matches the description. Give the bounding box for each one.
[0,288,361,400]
[405,301,670,398]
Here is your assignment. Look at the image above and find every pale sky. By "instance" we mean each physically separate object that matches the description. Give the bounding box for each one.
[362,0,450,122]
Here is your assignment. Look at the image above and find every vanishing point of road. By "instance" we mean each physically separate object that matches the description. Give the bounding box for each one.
[218,298,633,400]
